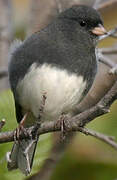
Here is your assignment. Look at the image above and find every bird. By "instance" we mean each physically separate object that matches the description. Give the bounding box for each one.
[7,5,107,175]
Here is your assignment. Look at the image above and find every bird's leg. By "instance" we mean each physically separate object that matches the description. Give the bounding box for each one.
[14,112,29,142]
[55,114,71,142]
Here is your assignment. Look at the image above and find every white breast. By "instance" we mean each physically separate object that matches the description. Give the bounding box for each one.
[17,63,86,121]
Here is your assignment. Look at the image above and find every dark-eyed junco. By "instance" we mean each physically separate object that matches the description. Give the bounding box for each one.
[7,5,106,175]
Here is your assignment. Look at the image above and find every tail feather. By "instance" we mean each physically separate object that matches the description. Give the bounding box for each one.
[7,137,39,175]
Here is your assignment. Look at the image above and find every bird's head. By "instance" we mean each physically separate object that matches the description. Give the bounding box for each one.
[58,5,107,43]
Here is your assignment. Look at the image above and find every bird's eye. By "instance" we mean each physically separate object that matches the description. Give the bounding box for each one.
[80,21,86,27]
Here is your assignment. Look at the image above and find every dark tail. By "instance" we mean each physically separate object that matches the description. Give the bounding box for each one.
[7,136,39,175]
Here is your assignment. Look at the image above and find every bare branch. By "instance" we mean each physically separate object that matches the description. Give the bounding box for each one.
[28,132,74,180]
[98,53,117,75]
[93,0,102,9]
[109,65,117,75]
[78,127,117,150]
[98,51,116,68]
[55,0,62,13]
[98,0,117,11]
[97,45,117,75]
[100,46,117,54]
[1,79,117,144]
[99,26,117,41]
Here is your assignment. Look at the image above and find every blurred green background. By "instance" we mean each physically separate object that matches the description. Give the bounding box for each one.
[0,0,117,180]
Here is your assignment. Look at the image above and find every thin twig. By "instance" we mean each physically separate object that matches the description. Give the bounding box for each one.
[100,46,117,54]
[55,0,62,13]
[78,127,117,150]
[99,27,117,41]
[110,34,117,38]
[1,80,117,144]
[98,51,115,68]
[97,48,117,74]
[93,0,102,9]
[98,0,117,11]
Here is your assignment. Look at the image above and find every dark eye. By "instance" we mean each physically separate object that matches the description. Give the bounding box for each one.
[80,21,86,27]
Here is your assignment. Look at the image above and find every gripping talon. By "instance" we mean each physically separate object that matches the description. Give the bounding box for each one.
[14,112,29,143]
[56,114,70,142]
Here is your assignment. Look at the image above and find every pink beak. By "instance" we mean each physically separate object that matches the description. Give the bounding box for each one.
[92,24,107,36]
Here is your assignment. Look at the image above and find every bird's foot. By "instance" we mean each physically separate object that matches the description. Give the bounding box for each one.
[55,114,71,142]
[14,113,29,143]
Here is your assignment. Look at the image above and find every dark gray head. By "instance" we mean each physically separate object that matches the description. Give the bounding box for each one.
[58,5,106,38]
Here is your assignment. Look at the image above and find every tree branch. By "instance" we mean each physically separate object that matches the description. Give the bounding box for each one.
[55,0,63,13]
[98,0,117,11]
[93,0,102,9]
[78,127,117,150]
[0,79,117,144]
[99,26,117,41]
[98,53,117,75]
[98,50,115,68]
[100,46,117,54]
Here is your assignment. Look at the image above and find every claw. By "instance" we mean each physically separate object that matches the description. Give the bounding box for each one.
[56,114,71,142]
[14,112,29,143]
